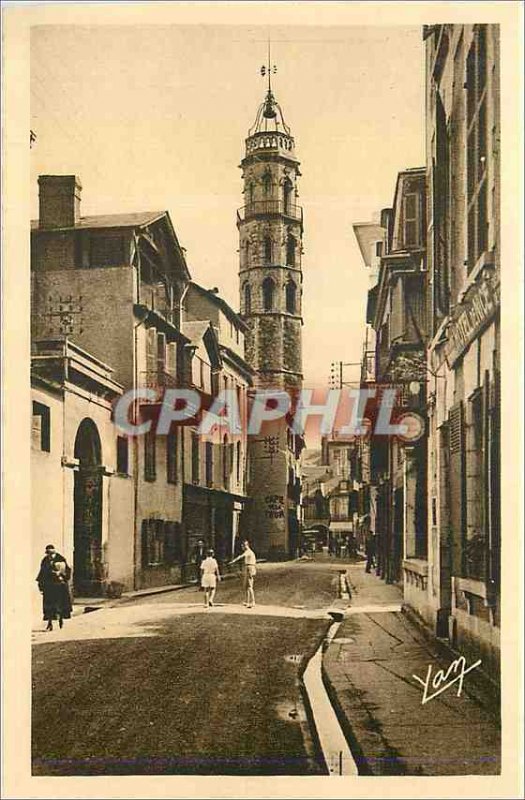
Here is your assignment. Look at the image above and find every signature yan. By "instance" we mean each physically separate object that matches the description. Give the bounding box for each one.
[412,656,482,705]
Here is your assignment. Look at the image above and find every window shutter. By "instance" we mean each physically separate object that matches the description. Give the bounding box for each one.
[157,332,166,374]
[448,401,466,575]
[166,342,177,378]
[141,519,150,566]
[146,327,157,375]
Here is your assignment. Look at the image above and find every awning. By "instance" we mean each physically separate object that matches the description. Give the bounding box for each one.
[329,521,353,532]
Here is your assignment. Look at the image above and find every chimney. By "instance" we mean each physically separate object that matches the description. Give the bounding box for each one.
[38,175,82,229]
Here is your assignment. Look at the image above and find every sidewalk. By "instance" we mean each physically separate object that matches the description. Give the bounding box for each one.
[323,564,501,776]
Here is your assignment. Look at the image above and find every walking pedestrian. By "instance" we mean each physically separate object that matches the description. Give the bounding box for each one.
[36,544,72,631]
[229,539,257,608]
[192,538,207,588]
[200,548,221,608]
[365,531,377,573]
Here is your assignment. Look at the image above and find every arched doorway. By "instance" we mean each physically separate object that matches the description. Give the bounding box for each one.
[73,418,103,596]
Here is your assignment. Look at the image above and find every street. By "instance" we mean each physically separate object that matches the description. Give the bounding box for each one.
[32,558,350,776]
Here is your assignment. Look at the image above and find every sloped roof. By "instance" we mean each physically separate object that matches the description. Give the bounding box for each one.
[31,211,165,232]
[188,282,248,333]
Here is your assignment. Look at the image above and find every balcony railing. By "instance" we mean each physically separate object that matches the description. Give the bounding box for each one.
[140,370,178,393]
[237,200,302,223]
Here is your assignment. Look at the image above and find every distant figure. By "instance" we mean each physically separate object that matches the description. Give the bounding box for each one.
[230,539,257,608]
[347,533,357,559]
[192,539,207,586]
[36,544,72,631]
[200,548,221,608]
[365,532,377,573]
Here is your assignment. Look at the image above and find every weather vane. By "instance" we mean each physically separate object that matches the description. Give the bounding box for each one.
[260,40,278,119]
[260,40,277,92]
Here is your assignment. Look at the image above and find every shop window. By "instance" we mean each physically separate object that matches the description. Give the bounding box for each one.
[141,518,165,566]
[164,521,182,564]
[32,401,50,452]
[116,436,129,474]
[144,429,156,482]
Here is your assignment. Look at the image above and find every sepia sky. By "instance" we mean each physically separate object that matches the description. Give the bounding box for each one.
[30,24,425,387]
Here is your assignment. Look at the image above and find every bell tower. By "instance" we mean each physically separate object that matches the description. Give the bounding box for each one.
[238,55,303,559]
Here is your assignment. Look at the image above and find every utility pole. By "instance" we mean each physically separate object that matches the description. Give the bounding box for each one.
[329,361,361,389]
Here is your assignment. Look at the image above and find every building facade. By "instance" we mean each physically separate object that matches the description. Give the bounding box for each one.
[31,338,132,603]
[31,175,190,592]
[421,24,500,673]
[356,168,429,585]
[180,283,252,577]
[237,79,304,558]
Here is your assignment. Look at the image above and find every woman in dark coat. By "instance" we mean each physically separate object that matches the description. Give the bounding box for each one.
[36,544,72,630]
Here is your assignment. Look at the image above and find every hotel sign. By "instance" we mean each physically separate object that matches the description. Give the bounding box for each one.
[444,269,500,367]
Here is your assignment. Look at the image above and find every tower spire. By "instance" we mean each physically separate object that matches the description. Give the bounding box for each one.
[260,40,277,119]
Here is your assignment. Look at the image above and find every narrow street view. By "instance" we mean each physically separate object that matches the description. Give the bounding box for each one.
[32,557,500,777]
[25,17,506,785]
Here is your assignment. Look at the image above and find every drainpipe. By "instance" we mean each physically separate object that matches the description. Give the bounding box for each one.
[132,305,153,590]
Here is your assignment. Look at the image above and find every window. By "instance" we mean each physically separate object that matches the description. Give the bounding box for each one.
[157,332,166,375]
[205,441,213,487]
[262,277,275,311]
[141,519,165,566]
[191,433,200,484]
[286,234,296,266]
[223,434,230,490]
[32,401,50,452]
[262,171,272,195]
[146,326,157,380]
[433,91,450,315]
[403,192,421,248]
[264,235,273,263]
[285,280,297,314]
[165,341,177,379]
[144,429,156,481]
[89,235,125,267]
[167,430,178,484]
[466,25,488,271]
[247,182,255,207]
[236,440,241,485]
[244,283,251,314]
[117,436,129,474]
[283,178,293,214]
[164,521,182,564]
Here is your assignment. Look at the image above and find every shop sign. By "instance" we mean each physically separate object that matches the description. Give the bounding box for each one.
[444,270,500,366]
